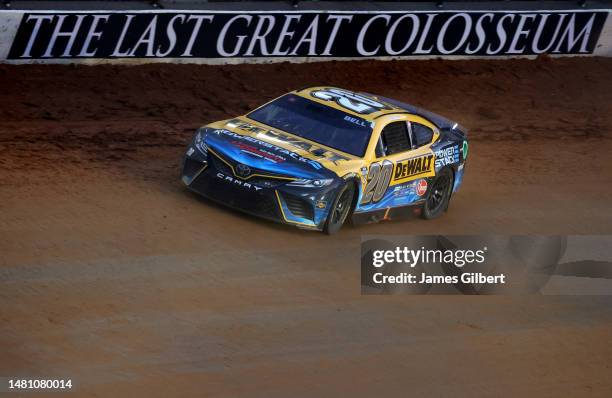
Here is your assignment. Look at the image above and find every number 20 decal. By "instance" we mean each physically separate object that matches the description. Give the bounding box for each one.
[361,160,394,204]
[311,88,390,115]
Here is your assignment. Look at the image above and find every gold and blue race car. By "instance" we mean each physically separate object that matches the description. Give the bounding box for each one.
[181,87,468,234]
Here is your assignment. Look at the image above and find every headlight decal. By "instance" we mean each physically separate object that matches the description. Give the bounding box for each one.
[194,130,209,155]
[286,178,333,188]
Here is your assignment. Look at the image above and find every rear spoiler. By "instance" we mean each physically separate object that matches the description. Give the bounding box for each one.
[362,93,467,137]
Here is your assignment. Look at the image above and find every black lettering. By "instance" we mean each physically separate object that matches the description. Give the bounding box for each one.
[406,158,418,176]
[394,163,404,179]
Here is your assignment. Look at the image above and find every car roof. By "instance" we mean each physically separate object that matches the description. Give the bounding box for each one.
[294,86,455,130]
[293,86,403,121]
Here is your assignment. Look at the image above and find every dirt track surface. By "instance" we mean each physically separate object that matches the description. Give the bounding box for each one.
[1,58,612,397]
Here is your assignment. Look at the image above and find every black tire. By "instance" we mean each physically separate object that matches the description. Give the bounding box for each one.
[324,181,355,235]
[422,168,453,220]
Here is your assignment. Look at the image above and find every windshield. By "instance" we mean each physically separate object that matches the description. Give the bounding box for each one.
[247,94,373,157]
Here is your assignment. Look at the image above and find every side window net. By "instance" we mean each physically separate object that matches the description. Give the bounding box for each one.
[381,122,411,156]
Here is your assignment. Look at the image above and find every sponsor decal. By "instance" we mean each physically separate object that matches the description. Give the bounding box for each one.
[312,88,391,115]
[416,179,428,196]
[316,200,327,209]
[344,115,370,127]
[216,172,263,191]
[7,11,606,60]
[215,126,327,168]
[392,179,428,197]
[393,181,414,197]
[462,140,469,160]
[435,145,459,168]
[361,160,394,204]
[232,140,286,163]
[186,147,195,156]
[225,119,347,164]
[393,154,435,184]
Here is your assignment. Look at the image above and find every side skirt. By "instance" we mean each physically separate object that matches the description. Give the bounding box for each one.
[351,202,424,225]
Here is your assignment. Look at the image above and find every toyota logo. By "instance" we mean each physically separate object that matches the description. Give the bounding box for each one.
[235,163,251,177]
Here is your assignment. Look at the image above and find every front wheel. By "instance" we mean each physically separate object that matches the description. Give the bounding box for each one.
[324,182,355,235]
[422,168,453,220]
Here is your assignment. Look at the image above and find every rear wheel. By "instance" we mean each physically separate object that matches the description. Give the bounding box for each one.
[324,182,355,235]
[422,168,453,219]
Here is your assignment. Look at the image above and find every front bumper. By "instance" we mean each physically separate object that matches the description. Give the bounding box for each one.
[182,154,339,230]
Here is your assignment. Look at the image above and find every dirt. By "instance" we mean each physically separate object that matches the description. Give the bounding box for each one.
[1,57,612,397]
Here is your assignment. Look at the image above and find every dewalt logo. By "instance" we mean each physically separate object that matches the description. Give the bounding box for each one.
[393,154,435,184]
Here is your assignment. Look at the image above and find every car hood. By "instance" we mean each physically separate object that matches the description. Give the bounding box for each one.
[203,116,359,179]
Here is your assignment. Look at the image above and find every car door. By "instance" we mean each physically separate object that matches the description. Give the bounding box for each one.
[390,115,438,186]
[359,115,438,208]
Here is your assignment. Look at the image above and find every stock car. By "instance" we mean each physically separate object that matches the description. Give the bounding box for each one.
[181,87,468,234]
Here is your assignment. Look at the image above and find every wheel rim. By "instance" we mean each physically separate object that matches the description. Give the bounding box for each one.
[427,174,450,213]
[331,188,352,224]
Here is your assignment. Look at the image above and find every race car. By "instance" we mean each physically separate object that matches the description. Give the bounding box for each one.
[181,87,468,234]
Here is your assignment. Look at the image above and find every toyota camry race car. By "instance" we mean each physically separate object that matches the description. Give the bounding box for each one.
[181,87,468,234]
